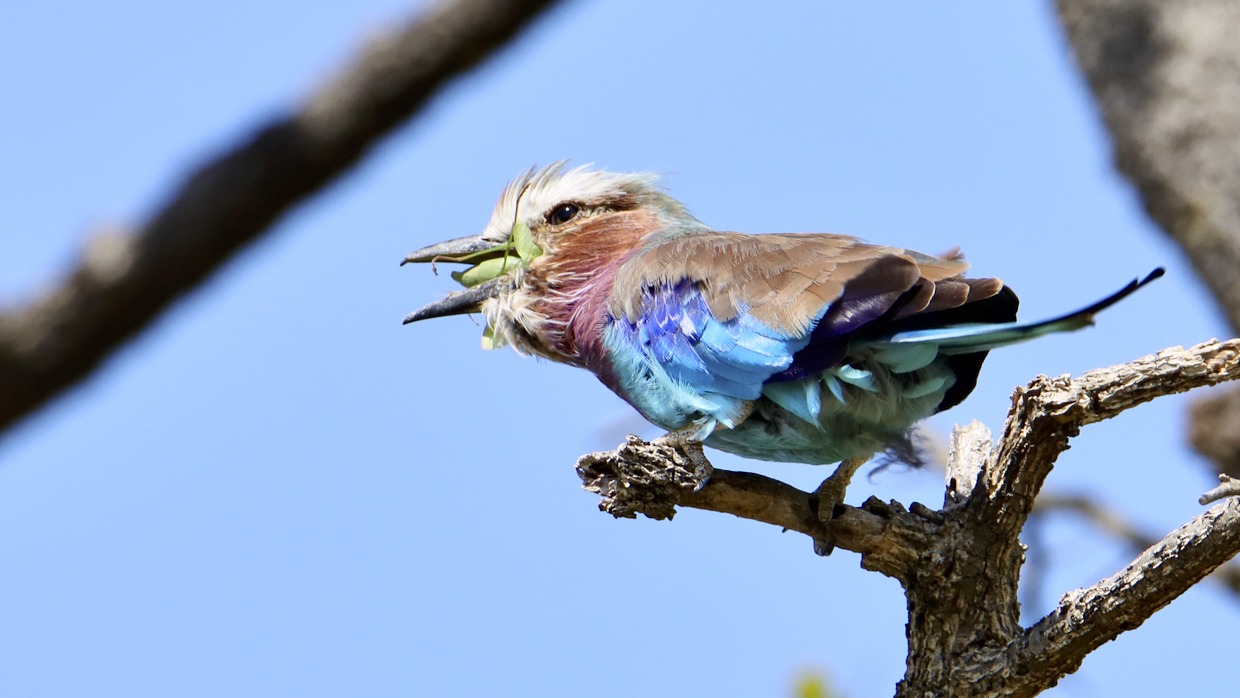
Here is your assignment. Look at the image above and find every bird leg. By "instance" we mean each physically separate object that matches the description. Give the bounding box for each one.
[812,457,868,523]
[809,457,868,556]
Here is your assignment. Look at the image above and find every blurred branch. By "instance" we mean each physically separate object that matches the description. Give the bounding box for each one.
[1189,389,1240,478]
[0,0,562,435]
[578,340,1240,696]
[1057,0,1240,332]
[1036,494,1158,550]
[1035,491,1240,598]
[1056,0,1240,477]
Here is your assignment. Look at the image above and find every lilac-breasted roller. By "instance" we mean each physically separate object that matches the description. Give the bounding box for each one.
[402,163,1161,521]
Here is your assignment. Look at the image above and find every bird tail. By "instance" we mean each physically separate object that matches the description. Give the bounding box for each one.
[879,268,1164,354]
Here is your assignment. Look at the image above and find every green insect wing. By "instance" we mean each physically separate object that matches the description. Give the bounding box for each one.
[511,220,543,262]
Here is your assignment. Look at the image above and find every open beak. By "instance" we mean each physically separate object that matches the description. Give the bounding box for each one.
[402,227,540,325]
[402,232,513,325]
[402,276,504,324]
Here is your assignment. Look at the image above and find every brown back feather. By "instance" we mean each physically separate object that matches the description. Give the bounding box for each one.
[611,232,1002,338]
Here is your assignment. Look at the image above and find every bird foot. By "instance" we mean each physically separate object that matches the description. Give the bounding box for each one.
[810,456,868,556]
[651,429,713,491]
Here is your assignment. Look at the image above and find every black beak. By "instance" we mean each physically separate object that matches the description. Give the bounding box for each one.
[401,234,506,266]
[402,277,504,324]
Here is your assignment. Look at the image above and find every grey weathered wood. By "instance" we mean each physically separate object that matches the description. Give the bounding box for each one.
[578,340,1240,697]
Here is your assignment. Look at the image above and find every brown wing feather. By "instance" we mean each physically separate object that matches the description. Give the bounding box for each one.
[611,232,1002,338]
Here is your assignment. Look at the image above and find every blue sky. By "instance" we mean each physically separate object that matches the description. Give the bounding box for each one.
[0,1,1234,696]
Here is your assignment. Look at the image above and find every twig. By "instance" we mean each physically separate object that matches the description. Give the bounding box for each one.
[1200,474,1240,505]
[944,419,991,509]
[576,436,934,575]
[0,0,562,435]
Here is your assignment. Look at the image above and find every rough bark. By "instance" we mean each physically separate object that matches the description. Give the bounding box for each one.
[1,1,1236,695]
[577,340,1240,697]
[1056,0,1240,476]
[0,0,561,435]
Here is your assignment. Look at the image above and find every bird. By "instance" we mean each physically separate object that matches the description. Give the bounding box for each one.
[401,163,1162,529]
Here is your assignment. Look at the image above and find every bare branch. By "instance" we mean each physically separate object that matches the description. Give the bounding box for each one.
[1057,0,1240,333]
[1014,497,1240,691]
[944,420,992,509]
[577,340,1240,696]
[1036,490,1240,599]
[981,339,1240,534]
[1200,474,1240,505]
[0,0,562,435]
[574,436,928,571]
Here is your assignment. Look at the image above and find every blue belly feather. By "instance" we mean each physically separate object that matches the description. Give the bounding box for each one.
[603,280,961,460]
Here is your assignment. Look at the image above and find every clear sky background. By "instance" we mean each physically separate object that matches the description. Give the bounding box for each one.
[0,1,1234,696]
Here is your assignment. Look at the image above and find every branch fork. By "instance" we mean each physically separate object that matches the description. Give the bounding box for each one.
[576,339,1240,697]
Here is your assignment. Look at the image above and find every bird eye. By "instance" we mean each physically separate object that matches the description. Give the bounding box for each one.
[546,203,580,225]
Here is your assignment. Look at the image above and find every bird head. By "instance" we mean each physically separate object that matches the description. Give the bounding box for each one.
[402,163,703,356]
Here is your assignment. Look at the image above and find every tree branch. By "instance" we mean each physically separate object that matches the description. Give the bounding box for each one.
[1014,497,1240,693]
[1057,0,1240,333]
[980,339,1240,535]
[0,0,562,435]
[1056,0,1240,478]
[575,436,938,579]
[1035,490,1240,599]
[1200,473,1240,504]
[576,340,1240,696]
